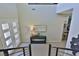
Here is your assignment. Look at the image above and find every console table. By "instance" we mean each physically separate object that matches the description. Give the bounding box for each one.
[30,35,46,44]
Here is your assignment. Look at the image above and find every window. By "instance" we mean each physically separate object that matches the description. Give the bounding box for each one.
[15,38,20,47]
[8,44,13,48]
[14,33,20,47]
[14,34,19,39]
[4,31,11,39]
[6,38,12,46]
[12,22,16,27]
[2,23,9,30]
[8,45,13,54]
[13,28,18,33]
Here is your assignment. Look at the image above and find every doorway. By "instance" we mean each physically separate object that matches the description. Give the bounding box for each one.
[62,15,72,44]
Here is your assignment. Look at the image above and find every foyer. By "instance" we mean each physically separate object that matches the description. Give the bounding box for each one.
[0,3,79,56]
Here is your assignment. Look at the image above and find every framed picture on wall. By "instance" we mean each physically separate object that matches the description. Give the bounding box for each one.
[34,25,47,32]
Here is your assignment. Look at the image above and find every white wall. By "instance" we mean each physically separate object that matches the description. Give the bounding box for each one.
[17,4,68,43]
[0,4,18,18]
[56,3,78,13]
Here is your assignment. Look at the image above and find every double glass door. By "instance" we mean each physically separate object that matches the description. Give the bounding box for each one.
[0,20,20,50]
